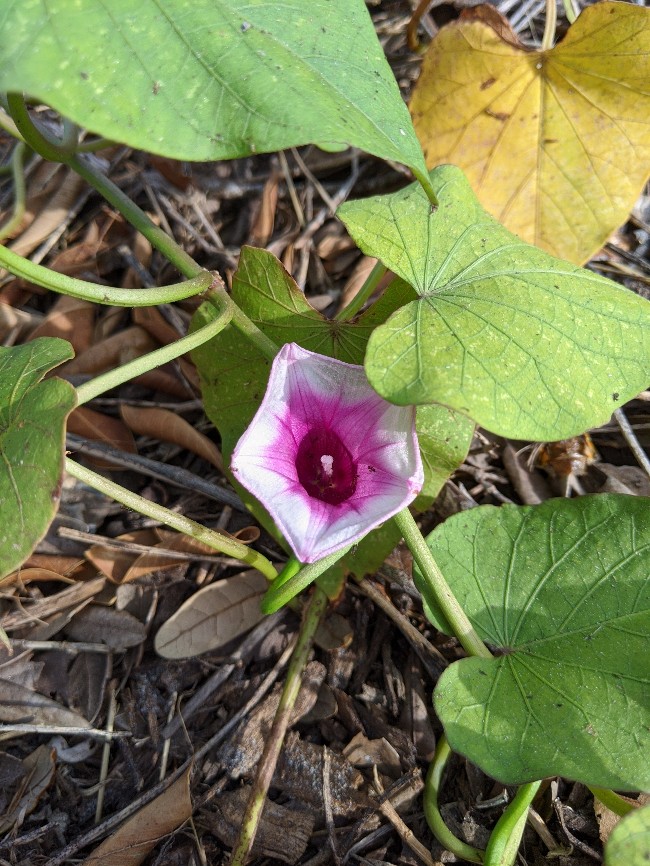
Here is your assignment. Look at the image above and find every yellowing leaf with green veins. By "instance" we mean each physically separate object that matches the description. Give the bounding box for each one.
[410,2,650,264]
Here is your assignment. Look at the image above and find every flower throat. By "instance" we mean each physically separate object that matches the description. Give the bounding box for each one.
[296,428,357,505]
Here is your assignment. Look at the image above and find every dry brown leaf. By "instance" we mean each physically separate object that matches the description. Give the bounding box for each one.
[80,767,192,866]
[411,2,650,263]
[121,233,153,289]
[0,679,92,728]
[0,746,56,835]
[68,406,137,462]
[65,605,147,649]
[343,732,402,775]
[120,404,222,470]
[62,325,156,376]
[67,651,110,723]
[29,295,96,352]
[8,166,86,257]
[131,368,194,399]
[133,306,182,345]
[0,301,38,343]
[154,570,269,658]
[87,529,222,584]
[250,171,280,247]
[45,219,106,276]
[595,793,650,845]
[0,576,106,631]
[23,553,87,576]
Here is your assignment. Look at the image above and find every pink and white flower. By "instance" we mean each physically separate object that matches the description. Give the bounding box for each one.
[231,343,423,563]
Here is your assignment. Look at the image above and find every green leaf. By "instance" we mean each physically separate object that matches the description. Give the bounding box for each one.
[420,495,650,791]
[0,338,76,580]
[338,165,650,440]
[192,247,472,574]
[0,0,428,183]
[605,803,650,866]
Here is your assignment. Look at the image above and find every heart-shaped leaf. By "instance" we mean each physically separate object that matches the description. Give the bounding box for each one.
[605,803,650,866]
[410,3,650,264]
[419,494,650,791]
[0,0,429,187]
[192,247,473,574]
[338,165,650,440]
[0,338,76,580]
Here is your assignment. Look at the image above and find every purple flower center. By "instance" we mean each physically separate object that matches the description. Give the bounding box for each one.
[295,427,358,505]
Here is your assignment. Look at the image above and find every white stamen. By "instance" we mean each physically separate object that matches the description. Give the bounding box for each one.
[321,454,334,477]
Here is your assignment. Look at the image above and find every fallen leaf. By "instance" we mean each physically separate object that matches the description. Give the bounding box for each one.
[8,167,86,258]
[29,295,95,353]
[80,767,192,866]
[154,570,268,658]
[67,406,137,459]
[411,2,650,263]
[62,325,156,376]
[65,605,147,649]
[132,306,182,345]
[0,679,92,728]
[86,529,225,584]
[120,404,223,471]
[0,746,55,835]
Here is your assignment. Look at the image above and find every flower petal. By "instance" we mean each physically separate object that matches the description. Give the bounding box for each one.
[231,343,423,562]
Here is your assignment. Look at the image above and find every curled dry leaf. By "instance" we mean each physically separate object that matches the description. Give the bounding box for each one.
[86,528,226,584]
[154,569,269,658]
[80,766,192,866]
[120,404,223,471]
[67,406,137,459]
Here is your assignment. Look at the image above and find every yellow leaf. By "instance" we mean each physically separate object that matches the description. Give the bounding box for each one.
[410,2,650,264]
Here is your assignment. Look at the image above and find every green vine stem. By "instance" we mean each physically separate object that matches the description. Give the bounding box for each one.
[65,458,278,581]
[75,285,233,405]
[75,136,118,153]
[335,260,387,322]
[261,545,352,614]
[228,584,331,866]
[412,166,439,209]
[561,0,577,24]
[541,0,558,50]
[5,93,202,279]
[228,296,281,362]
[484,781,542,866]
[0,241,213,306]
[67,152,203,278]
[588,786,637,818]
[394,508,492,659]
[6,92,69,163]
[0,141,27,242]
[424,735,485,864]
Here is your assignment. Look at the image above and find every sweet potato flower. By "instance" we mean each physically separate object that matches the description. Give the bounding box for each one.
[231,343,423,563]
